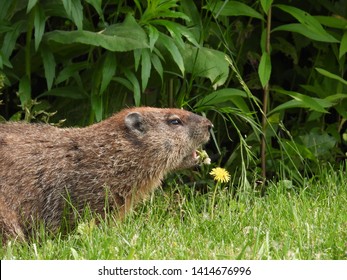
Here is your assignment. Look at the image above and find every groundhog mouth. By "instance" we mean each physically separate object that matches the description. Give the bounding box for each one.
[183,148,204,166]
[180,133,211,168]
[179,151,199,169]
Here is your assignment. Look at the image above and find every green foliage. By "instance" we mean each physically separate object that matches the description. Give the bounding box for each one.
[0,0,230,124]
[273,4,339,43]
[0,0,347,185]
[203,0,347,180]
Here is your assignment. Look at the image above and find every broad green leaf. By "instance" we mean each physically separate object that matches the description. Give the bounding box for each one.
[100,52,117,94]
[315,16,347,29]
[276,5,326,32]
[62,0,83,30]
[324,94,347,118]
[274,5,338,43]
[151,53,163,82]
[195,88,248,106]
[113,77,133,92]
[148,25,159,51]
[298,87,347,104]
[27,0,38,13]
[154,10,190,21]
[9,112,22,122]
[281,90,334,110]
[38,86,87,99]
[273,23,338,43]
[1,20,27,60]
[34,4,45,51]
[40,46,56,90]
[45,15,148,52]
[182,45,229,88]
[0,51,11,68]
[0,1,12,20]
[151,20,199,48]
[315,68,347,86]
[343,132,347,142]
[0,22,14,33]
[152,20,185,49]
[159,33,184,75]
[91,93,103,122]
[282,139,316,161]
[260,0,273,15]
[324,93,347,103]
[40,0,68,18]
[258,52,271,88]
[269,99,311,115]
[124,69,141,106]
[181,0,201,25]
[335,102,347,119]
[339,31,347,59]
[205,1,264,21]
[300,84,326,98]
[153,47,165,61]
[141,48,151,91]
[195,88,250,113]
[181,0,203,41]
[141,1,189,23]
[133,49,141,71]
[55,62,89,84]
[268,112,280,124]
[133,0,142,15]
[84,0,103,21]
[19,75,31,106]
[300,131,336,158]
[91,58,102,100]
[46,29,146,52]
[269,89,333,115]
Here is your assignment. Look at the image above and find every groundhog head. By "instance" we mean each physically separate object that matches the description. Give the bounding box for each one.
[123,107,213,171]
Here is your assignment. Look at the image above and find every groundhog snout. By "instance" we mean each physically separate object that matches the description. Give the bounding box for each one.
[190,113,212,128]
[203,120,213,138]
[205,119,213,131]
[190,115,213,143]
[200,115,213,129]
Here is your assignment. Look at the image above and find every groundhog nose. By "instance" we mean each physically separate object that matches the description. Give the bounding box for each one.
[205,120,213,131]
[192,113,213,131]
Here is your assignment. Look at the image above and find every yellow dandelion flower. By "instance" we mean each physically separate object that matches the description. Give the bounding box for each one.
[210,167,230,183]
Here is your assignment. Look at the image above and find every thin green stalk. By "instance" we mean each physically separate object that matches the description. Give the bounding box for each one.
[25,11,35,83]
[210,181,220,219]
[261,6,272,181]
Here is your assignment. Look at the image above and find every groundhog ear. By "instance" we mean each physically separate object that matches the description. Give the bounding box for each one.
[124,112,146,134]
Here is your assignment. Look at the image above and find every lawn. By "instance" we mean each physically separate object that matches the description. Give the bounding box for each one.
[1,165,346,260]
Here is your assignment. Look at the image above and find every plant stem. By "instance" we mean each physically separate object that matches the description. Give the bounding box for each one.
[261,7,272,181]
[25,10,35,83]
[210,182,220,219]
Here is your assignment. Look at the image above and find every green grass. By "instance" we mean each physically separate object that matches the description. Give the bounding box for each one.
[1,166,346,260]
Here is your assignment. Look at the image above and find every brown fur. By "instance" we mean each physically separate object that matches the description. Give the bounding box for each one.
[0,107,212,242]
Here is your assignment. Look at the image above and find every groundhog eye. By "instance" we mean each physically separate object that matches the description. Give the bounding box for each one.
[169,118,182,125]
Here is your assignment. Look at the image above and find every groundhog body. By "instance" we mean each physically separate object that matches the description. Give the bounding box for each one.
[0,107,212,241]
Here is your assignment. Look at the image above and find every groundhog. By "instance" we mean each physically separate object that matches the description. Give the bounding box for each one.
[0,107,212,242]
